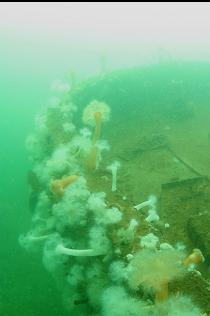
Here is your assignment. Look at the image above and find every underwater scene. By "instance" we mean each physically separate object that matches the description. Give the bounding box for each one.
[15,62,210,316]
[1,3,210,316]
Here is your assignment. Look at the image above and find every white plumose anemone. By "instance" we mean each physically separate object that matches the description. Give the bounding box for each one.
[82,100,111,126]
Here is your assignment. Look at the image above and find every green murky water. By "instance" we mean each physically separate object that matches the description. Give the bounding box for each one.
[1,60,210,316]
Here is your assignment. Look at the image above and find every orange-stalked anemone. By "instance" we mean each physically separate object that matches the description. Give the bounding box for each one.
[51,175,79,197]
[128,248,186,304]
[183,248,205,267]
[82,100,111,170]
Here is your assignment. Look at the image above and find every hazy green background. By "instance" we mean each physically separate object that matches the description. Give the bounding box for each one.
[0,12,69,314]
[0,52,68,315]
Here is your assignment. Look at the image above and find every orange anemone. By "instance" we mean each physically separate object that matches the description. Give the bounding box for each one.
[183,249,205,267]
[51,175,79,197]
